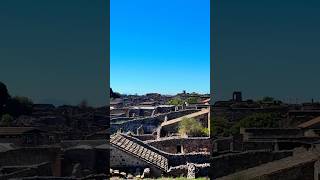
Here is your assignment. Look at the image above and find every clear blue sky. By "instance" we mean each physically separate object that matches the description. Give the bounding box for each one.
[110,0,210,95]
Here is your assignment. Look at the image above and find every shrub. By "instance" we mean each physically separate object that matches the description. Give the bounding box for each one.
[178,117,208,137]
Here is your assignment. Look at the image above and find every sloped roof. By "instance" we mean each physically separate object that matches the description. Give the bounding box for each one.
[161,108,209,127]
[0,143,16,152]
[110,133,168,171]
[217,150,318,180]
[298,116,320,129]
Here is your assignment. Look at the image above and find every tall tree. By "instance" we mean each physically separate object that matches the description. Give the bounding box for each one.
[0,82,10,114]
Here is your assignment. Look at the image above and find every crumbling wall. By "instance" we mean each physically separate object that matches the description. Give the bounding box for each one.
[109,146,162,177]
[146,137,212,154]
[0,147,60,167]
[167,153,210,167]
[166,163,210,178]
[110,110,199,134]
[212,138,233,154]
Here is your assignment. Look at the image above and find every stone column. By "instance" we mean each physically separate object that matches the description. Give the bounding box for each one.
[187,163,196,179]
[314,160,320,180]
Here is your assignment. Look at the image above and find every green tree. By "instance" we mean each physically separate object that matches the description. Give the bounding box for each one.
[0,82,10,114]
[13,96,33,106]
[7,96,33,116]
[167,97,184,106]
[186,97,200,104]
[110,88,121,99]
[230,113,280,134]
[1,114,13,126]
[178,117,208,137]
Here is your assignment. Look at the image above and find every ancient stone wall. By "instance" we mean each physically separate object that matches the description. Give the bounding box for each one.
[166,163,210,178]
[0,147,60,167]
[111,117,134,123]
[110,110,199,134]
[133,134,156,141]
[161,113,209,135]
[146,137,212,154]
[60,140,105,149]
[241,128,304,141]
[109,146,162,177]
[242,141,276,151]
[167,153,210,167]
[212,108,287,122]
[61,143,108,176]
[212,138,233,154]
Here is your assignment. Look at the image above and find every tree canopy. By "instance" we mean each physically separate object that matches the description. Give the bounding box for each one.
[0,82,33,117]
[186,97,200,104]
[167,97,184,106]
[110,88,121,99]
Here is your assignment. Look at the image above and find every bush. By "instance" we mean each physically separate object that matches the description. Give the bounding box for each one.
[186,97,200,104]
[230,113,281,134]
[167,97,184,106]
[178,117,208,137]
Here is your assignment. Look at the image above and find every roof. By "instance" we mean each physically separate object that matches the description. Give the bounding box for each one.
[140,101,156,105]
[161,108,209,127]
[110,133,168,171]
[0,127,44,135]
[217,150,319,180]
[202,98,211,103]
[0,143,16,152]
[110,99,123,105]
[298,116,320,129]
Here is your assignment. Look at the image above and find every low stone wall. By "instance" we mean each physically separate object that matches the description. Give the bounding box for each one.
[241,128,304,141]
[61,143,109,176]
[110,110,199,134]
[210,150,293,179]
[166,163,210,178]
[110,117,134,123]
[167,153,210,167]
[212,108,287,122]
[60,140,106,149]
[0,147,60,167]
[160,113,209,136]
[212,137,233,154]
[242,141,276,151]
[146,137,212,154]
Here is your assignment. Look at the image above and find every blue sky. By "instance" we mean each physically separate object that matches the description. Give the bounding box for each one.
[110,0,210,95]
